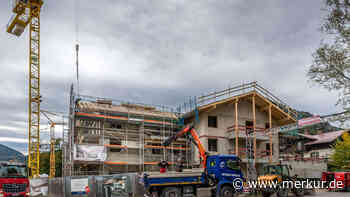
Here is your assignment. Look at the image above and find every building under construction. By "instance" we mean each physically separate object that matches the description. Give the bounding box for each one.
[63,82,301,177]
[180,82,298,179]
[63,87,192,176]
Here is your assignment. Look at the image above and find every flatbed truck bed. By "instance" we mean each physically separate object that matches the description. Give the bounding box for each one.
[142,169,206,186]
[141,155,244,197]
[141,170,210,197]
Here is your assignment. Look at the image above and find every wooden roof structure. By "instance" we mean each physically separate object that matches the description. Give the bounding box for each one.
[77,100,177,119]
[184,82,297,125]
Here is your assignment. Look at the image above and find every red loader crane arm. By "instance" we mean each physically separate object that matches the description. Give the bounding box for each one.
[162,125,208,168]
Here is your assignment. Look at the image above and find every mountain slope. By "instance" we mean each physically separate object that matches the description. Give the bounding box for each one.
[0,144,25,162]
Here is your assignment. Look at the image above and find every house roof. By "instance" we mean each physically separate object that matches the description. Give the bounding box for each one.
[303,130,348,146]
[297,133,319,140]
[185,90,297,125]
[182,82,298,125]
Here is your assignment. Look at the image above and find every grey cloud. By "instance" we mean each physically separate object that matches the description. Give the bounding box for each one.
[0,0,343,153]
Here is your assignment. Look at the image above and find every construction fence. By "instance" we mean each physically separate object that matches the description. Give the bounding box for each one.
[31,173,144,197]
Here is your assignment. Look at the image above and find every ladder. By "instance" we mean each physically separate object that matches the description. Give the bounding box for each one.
[246,128,257,181]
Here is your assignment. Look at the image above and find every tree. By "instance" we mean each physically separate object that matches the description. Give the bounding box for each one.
[39,152,50,175]
[330,132,350,171]
[39,150,62,177]
[308,0,350,110]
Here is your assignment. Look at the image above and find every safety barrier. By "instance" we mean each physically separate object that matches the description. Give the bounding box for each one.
[31,173,144,197]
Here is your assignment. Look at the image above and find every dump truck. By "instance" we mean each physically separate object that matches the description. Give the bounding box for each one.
[140,126,244,197]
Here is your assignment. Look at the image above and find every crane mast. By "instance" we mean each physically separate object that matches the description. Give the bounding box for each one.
[49,123,55,177]
[41,110,67,178]
[7,0,43,178]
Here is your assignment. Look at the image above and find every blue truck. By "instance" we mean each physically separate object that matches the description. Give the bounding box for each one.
[141,126,244,197]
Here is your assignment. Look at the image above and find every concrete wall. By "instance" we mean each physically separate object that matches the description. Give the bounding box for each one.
[288,160,327,179]
[192,100,281,164]
[304,148,333,159]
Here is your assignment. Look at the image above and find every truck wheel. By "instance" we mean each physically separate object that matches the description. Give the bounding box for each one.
[161,187,181,197]
[277,189,288,197]
[304,189,315,196]
[152,191,159,197]
[261,191,271,197]
[294,188,304,197]
[220,186,235,197]
[207,176,216,187]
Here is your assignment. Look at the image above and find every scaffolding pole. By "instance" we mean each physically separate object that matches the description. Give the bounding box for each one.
[235,99,239,156]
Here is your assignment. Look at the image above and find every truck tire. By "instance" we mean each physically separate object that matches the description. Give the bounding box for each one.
[161,187,181,197]
[207,175,216,187]
[304,189,315,196]
[220,186,235,197]
[277,188,288,197]
[261,191,271,197]
[294,188,304,196]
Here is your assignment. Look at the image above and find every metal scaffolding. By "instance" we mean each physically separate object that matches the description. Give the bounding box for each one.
[64,87,192,176]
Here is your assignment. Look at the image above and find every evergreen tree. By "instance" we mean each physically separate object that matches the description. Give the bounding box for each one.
[330,132,350,170]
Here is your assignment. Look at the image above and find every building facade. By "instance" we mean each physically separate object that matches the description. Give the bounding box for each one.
[182,82,297,177]
[64,92,192,176]
[63,82,298,177]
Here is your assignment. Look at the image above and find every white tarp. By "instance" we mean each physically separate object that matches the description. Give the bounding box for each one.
[74,145,107,161]
[71,178,89,195]
[30,177,48,197]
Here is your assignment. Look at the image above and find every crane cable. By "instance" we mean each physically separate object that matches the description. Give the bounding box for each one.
[74,0,80,97]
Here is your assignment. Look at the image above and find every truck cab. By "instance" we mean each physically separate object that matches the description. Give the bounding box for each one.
[206,155,243,195]
[0,162,30,197]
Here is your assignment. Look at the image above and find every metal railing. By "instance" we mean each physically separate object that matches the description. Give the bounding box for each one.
[177,81,298,120]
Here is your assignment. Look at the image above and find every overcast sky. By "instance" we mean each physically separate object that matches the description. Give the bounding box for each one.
[0,0,343,153]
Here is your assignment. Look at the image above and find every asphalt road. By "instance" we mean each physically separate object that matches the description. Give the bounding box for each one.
[310,191,350,197]
[196,189,349,197]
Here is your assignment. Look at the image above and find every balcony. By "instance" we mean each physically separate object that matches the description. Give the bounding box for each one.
[229,149,272,164]
[239,157,270,164]
[226,130,269,141]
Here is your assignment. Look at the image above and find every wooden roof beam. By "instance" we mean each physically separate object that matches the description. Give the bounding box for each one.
[280,115,292,123]
[205,104,216,113]
[261,105,270,112]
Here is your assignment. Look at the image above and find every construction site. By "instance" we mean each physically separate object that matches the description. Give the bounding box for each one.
[61,81,338,179]
[1,0,350,197]
[55,80,348,197]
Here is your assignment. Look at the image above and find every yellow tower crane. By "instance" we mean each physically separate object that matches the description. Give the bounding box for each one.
[7,0,44,178]
[41,110,66,178]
